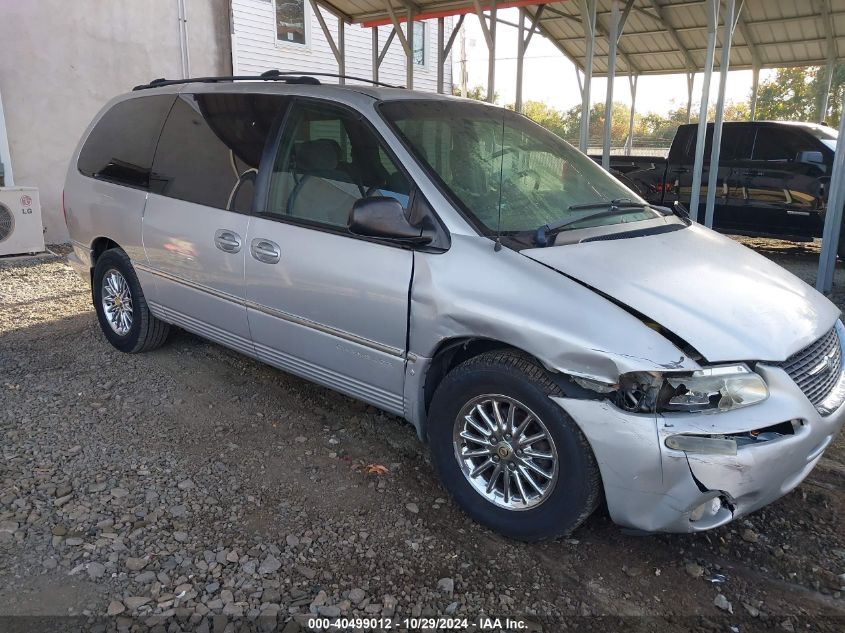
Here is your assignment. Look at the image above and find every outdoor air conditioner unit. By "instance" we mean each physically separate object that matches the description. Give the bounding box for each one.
[0,186,45,256]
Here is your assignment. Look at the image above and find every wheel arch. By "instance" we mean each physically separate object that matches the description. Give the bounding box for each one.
[418,337,600,440]
[89,237,121,283]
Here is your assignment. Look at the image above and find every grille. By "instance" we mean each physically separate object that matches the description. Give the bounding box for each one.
[0,204,13,243]
[775,327,842,407]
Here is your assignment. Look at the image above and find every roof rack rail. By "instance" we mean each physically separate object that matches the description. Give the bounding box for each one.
[132,70,404,91]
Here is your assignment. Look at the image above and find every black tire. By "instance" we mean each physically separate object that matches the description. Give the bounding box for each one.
[92,248,169,353]
[428,350,601,541]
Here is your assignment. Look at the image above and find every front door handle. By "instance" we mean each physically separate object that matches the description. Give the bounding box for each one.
[250,238,281,264]
[214,229,242,253]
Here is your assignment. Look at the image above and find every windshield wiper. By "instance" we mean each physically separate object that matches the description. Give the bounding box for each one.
[533,199,649,246]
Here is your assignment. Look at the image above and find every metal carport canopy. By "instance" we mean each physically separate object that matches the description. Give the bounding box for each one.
[319,0,844,74]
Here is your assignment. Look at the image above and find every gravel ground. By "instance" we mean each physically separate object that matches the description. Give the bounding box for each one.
[1,240,844,632]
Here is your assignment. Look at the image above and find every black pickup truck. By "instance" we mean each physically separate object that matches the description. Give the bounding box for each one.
[602,121,841,254]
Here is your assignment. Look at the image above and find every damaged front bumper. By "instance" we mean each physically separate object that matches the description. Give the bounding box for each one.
[552,344,845,533]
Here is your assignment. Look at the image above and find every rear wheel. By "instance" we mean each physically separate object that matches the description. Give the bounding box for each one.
[92,248,169,353]
[428,350,601,541]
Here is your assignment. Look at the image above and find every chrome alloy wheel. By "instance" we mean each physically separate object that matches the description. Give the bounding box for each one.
[453,395,559,510]
[101,269,134,336]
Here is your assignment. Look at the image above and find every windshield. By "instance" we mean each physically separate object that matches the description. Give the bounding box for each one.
[380,100,663,233]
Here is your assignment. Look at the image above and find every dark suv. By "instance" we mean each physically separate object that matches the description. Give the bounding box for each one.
[606,121,840,253]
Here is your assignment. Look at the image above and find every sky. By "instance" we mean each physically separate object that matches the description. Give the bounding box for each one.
[453,9,774,115]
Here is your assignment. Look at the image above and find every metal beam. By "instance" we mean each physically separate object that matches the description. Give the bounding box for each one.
[689,0,719,222]
[338,17,345,84]
[524,5,545,49]
[472,0,494,50]
[642,0,698,72]
[626,73,638,153]
[816,103,845,293]
[817,0,837,122]
[444,14,464,58]
[685,71,694,123]
[750,65,760,120]
[437,17,445,94]
[311,0,353,23]
[378,28,398,66]
[583,39,835,58]
[527,9,586,72]
[352,2,845,28]
[618,0,635,43]
[516,7,526,113]
[488,2,497,102]
[406,7,415,90]
[309,0,342,64]
[372,28,379,84]
[384,2,411,56]
[437,14,464,95]
[579,0,597,153]
[471,0,497,103]
[704,0,738,228]
[515,6,545,113]
[602,0,620,170]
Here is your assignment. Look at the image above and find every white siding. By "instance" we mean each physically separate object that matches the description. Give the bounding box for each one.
[232,0,452,93]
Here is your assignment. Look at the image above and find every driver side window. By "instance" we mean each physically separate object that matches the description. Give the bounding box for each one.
[266,102,411,228]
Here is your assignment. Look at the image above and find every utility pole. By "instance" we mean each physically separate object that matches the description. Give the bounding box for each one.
[460,24,468,97]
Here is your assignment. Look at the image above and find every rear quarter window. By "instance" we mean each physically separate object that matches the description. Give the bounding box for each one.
[77,95,175,189]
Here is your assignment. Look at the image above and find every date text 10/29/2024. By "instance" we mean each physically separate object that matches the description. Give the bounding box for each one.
[305,616,533,630]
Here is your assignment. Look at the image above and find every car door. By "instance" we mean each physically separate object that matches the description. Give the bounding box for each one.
[244,99,414,415]
[142,91,286,356]
[739,124,827,238]
[715,123,756,231]
[673,123,736,225]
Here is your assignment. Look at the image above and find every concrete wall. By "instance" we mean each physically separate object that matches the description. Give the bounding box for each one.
[0,0,232,243]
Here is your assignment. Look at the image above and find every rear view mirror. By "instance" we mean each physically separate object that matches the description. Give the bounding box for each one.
[796,150,825,165]
[348,197,430,243]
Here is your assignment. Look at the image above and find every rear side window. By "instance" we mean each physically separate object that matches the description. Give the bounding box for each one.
[150,93,286,212]
[675,124,755,162]
[77,95,174,189]
[668,125,694,163]
[752,127,818,161]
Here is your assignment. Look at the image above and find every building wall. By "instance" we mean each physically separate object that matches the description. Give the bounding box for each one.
[0,0,232,243]
[232,0,453,93]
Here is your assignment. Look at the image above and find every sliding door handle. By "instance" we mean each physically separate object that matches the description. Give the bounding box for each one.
[250,238,281,264]
[214,229,242,253]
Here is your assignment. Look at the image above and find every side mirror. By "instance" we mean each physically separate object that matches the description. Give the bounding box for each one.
[796,150,825,165]
[348,197,430,243]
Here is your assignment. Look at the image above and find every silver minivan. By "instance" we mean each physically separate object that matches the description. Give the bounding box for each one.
[64,77,845,540]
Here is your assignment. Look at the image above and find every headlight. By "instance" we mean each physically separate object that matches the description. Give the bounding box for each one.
[617,364,768,413]
[664,364,768,412]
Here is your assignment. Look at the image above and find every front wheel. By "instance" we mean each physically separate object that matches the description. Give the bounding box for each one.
[92,248,169,353]
[428,350,602,541]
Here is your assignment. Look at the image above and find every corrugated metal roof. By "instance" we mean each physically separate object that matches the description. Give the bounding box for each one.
[318,0,845,76]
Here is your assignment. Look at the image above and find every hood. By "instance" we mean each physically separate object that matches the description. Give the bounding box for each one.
[523,224,840,363]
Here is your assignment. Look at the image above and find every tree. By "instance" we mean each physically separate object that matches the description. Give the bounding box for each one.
[521,101,567,138]
[452,84,499,103]
[754,64,844,123]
